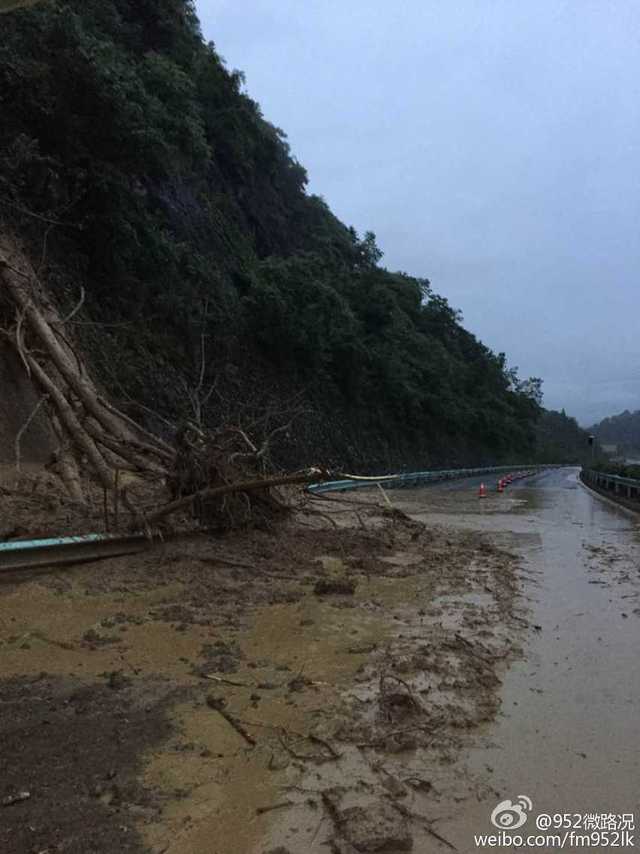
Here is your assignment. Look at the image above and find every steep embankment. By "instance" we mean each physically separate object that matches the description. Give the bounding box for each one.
[0,0,542,470]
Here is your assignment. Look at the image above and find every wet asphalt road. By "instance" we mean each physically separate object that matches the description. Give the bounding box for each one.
[404,467,640,851]
[402,465,555,497]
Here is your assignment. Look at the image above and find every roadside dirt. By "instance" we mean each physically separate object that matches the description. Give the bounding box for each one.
[0,487,528,854]
[0,462,167,540]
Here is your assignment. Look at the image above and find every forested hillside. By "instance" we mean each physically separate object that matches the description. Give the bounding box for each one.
[0,0,545,470]
[534,409,593,463]
[591,410,640,458]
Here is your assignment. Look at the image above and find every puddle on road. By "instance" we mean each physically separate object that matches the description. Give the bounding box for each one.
[0,579,196,679]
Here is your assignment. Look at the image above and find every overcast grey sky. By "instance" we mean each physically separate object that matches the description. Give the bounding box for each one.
[197,0,639,425]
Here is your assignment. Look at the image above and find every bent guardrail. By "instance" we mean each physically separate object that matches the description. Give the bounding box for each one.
[581,468,640,503]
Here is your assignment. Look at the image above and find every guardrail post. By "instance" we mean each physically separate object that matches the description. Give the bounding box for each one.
[582,467,640,508]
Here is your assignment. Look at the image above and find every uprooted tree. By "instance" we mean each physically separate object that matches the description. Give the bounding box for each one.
[0,233,326,529]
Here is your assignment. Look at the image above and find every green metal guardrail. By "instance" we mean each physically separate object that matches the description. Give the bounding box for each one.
[308,464,556,494]
[581,468,640,502]
[0,532,150,572]
[1,464,559,571]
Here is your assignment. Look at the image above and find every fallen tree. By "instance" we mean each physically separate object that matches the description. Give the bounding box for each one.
[0,232,329,531]
[0,234,172,496]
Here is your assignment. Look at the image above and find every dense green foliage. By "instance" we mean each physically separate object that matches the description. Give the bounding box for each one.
[590,460,640,479]
[534,409,593,464]
[0,0,546,468]
[590,410,640,459]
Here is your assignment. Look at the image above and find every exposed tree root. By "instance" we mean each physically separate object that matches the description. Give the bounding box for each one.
[144,468,325,528]
[0,232,331,532]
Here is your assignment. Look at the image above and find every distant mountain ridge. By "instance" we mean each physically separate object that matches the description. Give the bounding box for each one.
[590,410,640,456]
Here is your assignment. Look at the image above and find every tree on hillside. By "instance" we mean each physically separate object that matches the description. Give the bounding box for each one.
[0,0,547,473]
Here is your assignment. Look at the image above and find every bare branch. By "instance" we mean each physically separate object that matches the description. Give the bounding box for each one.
[36,222,54,277]
[0,198,80,229]
[14,306,31,377]
[143,468,327,527]
[59,286,85,324]
[109,397,177,435]
[14,394,48,473]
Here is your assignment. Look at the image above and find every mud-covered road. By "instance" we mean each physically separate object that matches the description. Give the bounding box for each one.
[395,467,640,850]
[1,467,638,853]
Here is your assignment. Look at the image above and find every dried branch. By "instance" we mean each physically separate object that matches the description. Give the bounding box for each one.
[59,286,85,324]
[14,394,48,473]
[97,397,175,456]
[143,468,326,526]
[206,695,256,747]
[0,198,80,228]
[14,306,31,377]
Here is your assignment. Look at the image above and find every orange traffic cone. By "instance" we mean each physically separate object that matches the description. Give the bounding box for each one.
[478,482,486,498]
